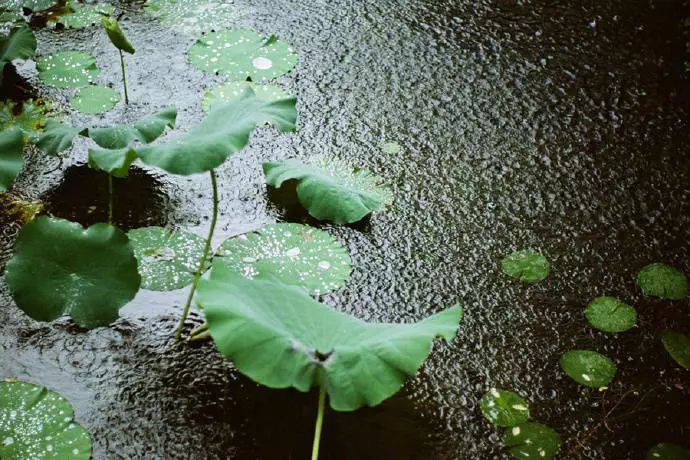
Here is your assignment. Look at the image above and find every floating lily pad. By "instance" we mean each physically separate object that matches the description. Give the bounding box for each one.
[637,263,689,300]
[0,99,52,142]
[128,226,207,291]
[215,223,352,295]
[0,380,91,459]
[37,51,100,88]
[5,216,141,328]
[49,2,114,29]
[381,142,401,154]
[71,85,120,114]
[0,128,23,192]
[201,81,289,113]
[145,0,240,36]
[188,28,297,82]
[559,350,616,388]
[263,156,394,224]
[504,423,561,460]
[501,249,550,283]
[662,332,690,370]
[479,388,530,427]
[585,296,637,333]
[647,443,690,459]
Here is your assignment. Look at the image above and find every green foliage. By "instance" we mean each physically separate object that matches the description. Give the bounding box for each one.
[0,99,52,142]
[504,423,561,460]
[585,296,637,333]
[201,81,289,113]
[101,17,135,54]
[661,332,690,370]
[0,380,91,459]
[215,223,352,295]
[559,350,616,388]
[647,443,690,459]
[263,156,394,224]
[637,263,689,300]
[36,51,100,88]
[479,388,530,427]
[71,85,120,114]
[381,142,401,154]
[5,216,141,328]
[198,265,461,411]
[0,26,36,81]
[145,0,240,36]
[50,2,114,29]
[35,120,86,157]
[5,0,58,12]
[501,249,550,283]
[0,128,23,192]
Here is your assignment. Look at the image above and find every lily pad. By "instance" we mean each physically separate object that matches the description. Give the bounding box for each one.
[4,1,57,12]
[201,81,289,113]
[661,332,690,370]
[381,142,401,154]
[0,99,52,142]
[145,0,240,36]
[4,216,141,328]
[128,226,207,291]
[559,350,616,388]
[637,263,689,300]
[501,249,550,283]
[0,128,23,192]
[71,85,120,114]
[198,264,461,411]
[215,223,352,295]
[188,28,297,82]
[647,443,690,459]
[263,156,394,224]
[585,296,637,333]
[0,380,91,459]
[479,388,530,427]
[49,2,114,29]
[36,51,100,88]
[504,423,561,460]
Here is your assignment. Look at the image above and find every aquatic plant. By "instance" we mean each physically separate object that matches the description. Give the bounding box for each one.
[585,296,637,333]
[36,51,100,88]
[559,350,616,388]
[101,17,135,104]
[0,25,36,85]
[501,249,550,283]
[661,332,690,370]
[637,263,689,300]
[49,2,114,29]
[71,85,120,114]
[144,0,240,37]
[647,443,690,459]
[0,99,54,142]
[504,423,561,460]
[0,128,23,192]
[479,388,530,427]
[201,81,289,113]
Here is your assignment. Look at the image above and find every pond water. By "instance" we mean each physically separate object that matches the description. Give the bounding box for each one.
[1,0,689,458]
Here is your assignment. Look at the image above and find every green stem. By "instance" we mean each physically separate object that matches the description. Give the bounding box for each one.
[107,174,113,224]
[119,49,129,104]
[311,385,326,460]
[174,169,218,341]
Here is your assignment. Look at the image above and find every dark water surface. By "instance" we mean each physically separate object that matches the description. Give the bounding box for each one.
[1,0,690,458]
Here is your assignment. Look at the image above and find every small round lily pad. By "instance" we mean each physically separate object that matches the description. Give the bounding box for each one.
[381,142,401,154]
[145,0,240,36]
[637,263,689,300]
[215,223,352,296]
[128,226,207,291]
[479,388,530,427]
[36,51,100,88]
[71,85,120,114]
[201,81,289,113]
[501,249,550,283]
[504,423,561,460]
[0,380,91,459]
[559,350,616,388]
[661,332,690,370]
[49,2,114,29]
[188,28,297,81]
[647,443,690,459]
[585,296,637,333]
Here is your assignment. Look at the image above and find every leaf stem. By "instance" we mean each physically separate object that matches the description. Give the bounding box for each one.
[174,169,218,341]
[311,385,326,460]
[107,174,113,224]
[119,49,129,104]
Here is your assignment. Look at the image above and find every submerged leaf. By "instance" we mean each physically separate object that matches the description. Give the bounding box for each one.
[479,388,530,427]
[661,332,690,370]
[0,128,23,192]
[5,216,141,328]
[36,51,100,88]
[647,443,690,459]
[201,81,289,113]
[504,423,561,460]
[501,249,550,283]
[198,265,461,411]
[585,296,637,333]
[145,0,240,36]
[637,263,689,300]
[71,85,120,114]
[559,350,616,388]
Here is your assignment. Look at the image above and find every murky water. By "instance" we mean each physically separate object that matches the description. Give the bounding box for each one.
[1,0,689,458]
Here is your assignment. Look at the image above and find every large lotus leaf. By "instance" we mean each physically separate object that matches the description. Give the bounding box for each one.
[479,388,530,427]
[145,0,240,36]
[0,380,91,459]
[88,107,177,149]
[71,85,120,114]
[504,423,561,460]
[647,443,690,459]
[0,99,52,142]
[198,264,461,411]
[0,128,23,192]
[637,263,689,300]
[559,350,616,388]
[36,51,100,88]
[0,26,36,69]
[263,157,394,224]
[201,81,289,113]
[501,249,550,283]
[5,216,141,329]
[136,89,296,175]
[188,28,297,81]
[662,332,690,370]
[215,223,352,295]
[36,120,86,157]
[49,2,114,29]
[87,147,138,178]
[585,296,637,333]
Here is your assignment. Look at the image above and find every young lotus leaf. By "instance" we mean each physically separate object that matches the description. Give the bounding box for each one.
[71,85,120,114]
[263,156,394,224]
[188,29,297,81]
[128,226,207,291]
[50,2,114,29]
[0,128,23,192]
[585,296,637,333]
[661,332,690,370]
[136,89,296,175]
[4,216,141,329]
[479,388,530,427]
[35,120,86,157]
[0,26,36,74]
[647,443,690,459]
[0,380,91,459]
[559,350,616,388]
[215,223,352,295]
[501,249,550,283]
[201,81,289,113]
[198,265,461,411]
[0,99,52,142]
[145,0,240,36]
[637,263,689,300]
[36,51,100,88]
[101,17,135,54]
[504,423,561,460]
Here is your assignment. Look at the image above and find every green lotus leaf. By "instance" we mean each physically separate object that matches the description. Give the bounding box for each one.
[87,147,138,178]
[49,2,114,29]
[0,128,23,192]
[5,0,58,12]
[647,443,690,459]
[501,249,550,283]
[263,156,394,224]
[0,26,36,73]
[198,265,461,411]
[0,380,91,459]
[101,17,135,54]
[128,226,207,291]
[35,120,86,157]
[662,332,690,370]
[136,89,296,175]
[585,296,637,333]
[559,350,616,388]
[201,81,289,113]
[479,388,530,427]
[504,423,561,460]
[88,107,177,149]
[215,223,352,295]
[5,216,141,328]
[71,85,120,114]
[188,28,297,82]
[637,263,689,300]
[0,99,53,142]
[36,51,100,88]
[145,0,240,36]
